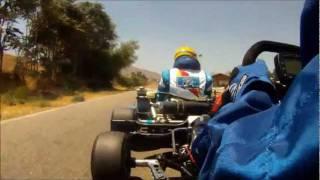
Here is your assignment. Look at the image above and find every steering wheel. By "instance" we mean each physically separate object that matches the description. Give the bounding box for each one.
[241,40,301,99]
[242,40,300,66]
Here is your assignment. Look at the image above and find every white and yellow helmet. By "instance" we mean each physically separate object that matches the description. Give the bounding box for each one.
[174,46,198,60]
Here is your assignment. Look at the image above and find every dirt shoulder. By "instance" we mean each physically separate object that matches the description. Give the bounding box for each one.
[0,89,126,121]
[0,81,159,121]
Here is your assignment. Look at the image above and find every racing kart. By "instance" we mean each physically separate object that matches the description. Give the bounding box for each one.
[92,87,212,180]
[90,40,302,180]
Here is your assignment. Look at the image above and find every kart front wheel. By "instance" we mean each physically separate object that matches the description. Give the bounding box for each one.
[91,131,131,180]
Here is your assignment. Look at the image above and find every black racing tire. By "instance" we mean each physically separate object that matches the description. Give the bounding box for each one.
[91,131,131,180]
[112,108,137,121]
[111,108,137,131]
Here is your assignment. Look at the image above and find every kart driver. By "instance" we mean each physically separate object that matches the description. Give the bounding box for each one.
[157,46,213,101]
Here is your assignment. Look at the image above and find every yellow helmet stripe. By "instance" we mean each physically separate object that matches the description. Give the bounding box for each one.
[174,46,198,60]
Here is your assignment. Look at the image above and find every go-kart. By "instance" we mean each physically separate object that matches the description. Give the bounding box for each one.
[92,87,212,180]
[91,40,302,180]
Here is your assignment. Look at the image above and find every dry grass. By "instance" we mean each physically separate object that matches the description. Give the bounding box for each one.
[1,53,159,120]
[0,78,158,120]
[0,89,124,120]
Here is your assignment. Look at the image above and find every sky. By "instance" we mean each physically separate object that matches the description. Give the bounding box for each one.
[98,0,304,74]
[14,0,305,74]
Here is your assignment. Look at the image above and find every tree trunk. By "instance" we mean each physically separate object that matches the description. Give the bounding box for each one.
[0,96,2,120]
[0,47,4,74]
[72,58,78,76]
[0,48,2,120]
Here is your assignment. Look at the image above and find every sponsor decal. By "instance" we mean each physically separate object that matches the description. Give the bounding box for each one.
[176,70,189,77]
[228,83,238,98]
[228,74,248,99]
[237,74,248,93]
[175,70,202,97]
[188,88,200,97]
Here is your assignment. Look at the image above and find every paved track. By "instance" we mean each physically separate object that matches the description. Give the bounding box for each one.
[1,91,178,180]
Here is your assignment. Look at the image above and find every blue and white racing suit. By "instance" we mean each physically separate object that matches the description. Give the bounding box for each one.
[157,56,213,101]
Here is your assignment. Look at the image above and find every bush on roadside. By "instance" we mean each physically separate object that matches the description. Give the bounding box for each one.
[117,72,148,88]
[2,93,18,106]
[1,86,29,106]
[38,100,51,107]
[117,76,133,88]
[71,94,85,102]
[63,78,80,92]
[39,90,59,100]
[13,86,29,100]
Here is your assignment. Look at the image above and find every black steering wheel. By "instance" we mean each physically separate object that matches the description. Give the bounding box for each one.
[242,40,300,66]
[241,40,301,99]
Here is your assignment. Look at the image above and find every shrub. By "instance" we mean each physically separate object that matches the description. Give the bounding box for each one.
[2,93,18,106]
[13,86,29,100]
[26,71,40,78]
[117,76,134,87]
[39,101,50,107]
[1,86,29,106]
[72,94,85,102]
[63,78,80,92]
[117,72,148,88]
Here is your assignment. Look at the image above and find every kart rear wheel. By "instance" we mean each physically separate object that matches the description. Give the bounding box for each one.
[91,131,131,180]
[112,108,137,120]
[111,108,137,132]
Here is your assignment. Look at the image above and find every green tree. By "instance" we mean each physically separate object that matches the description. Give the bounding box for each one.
[109,41,139,77]
[21,0,138,87]
[0,0,38,73]
[66,1,117,77]
[27,0,77,80]
[27,0,118,80]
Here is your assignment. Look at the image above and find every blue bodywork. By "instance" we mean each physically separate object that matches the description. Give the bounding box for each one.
[192,56,319,179]
[192,0,319,179]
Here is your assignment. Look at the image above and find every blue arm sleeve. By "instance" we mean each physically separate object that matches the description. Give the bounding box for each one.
[192,60,276,169]
[157,70,170,101]
[192,90,275,166]
[193,0,319,177]
[196,57,318,180]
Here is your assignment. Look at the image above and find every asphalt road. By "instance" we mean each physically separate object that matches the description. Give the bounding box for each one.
[1,91,178,180]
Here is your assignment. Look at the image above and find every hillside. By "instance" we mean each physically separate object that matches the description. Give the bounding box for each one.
[121,66,160,81]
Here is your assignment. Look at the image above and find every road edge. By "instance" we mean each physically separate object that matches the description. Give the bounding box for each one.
[1,91,134,124]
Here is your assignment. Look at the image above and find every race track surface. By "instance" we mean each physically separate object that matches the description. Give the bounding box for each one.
[1,91,179,180]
